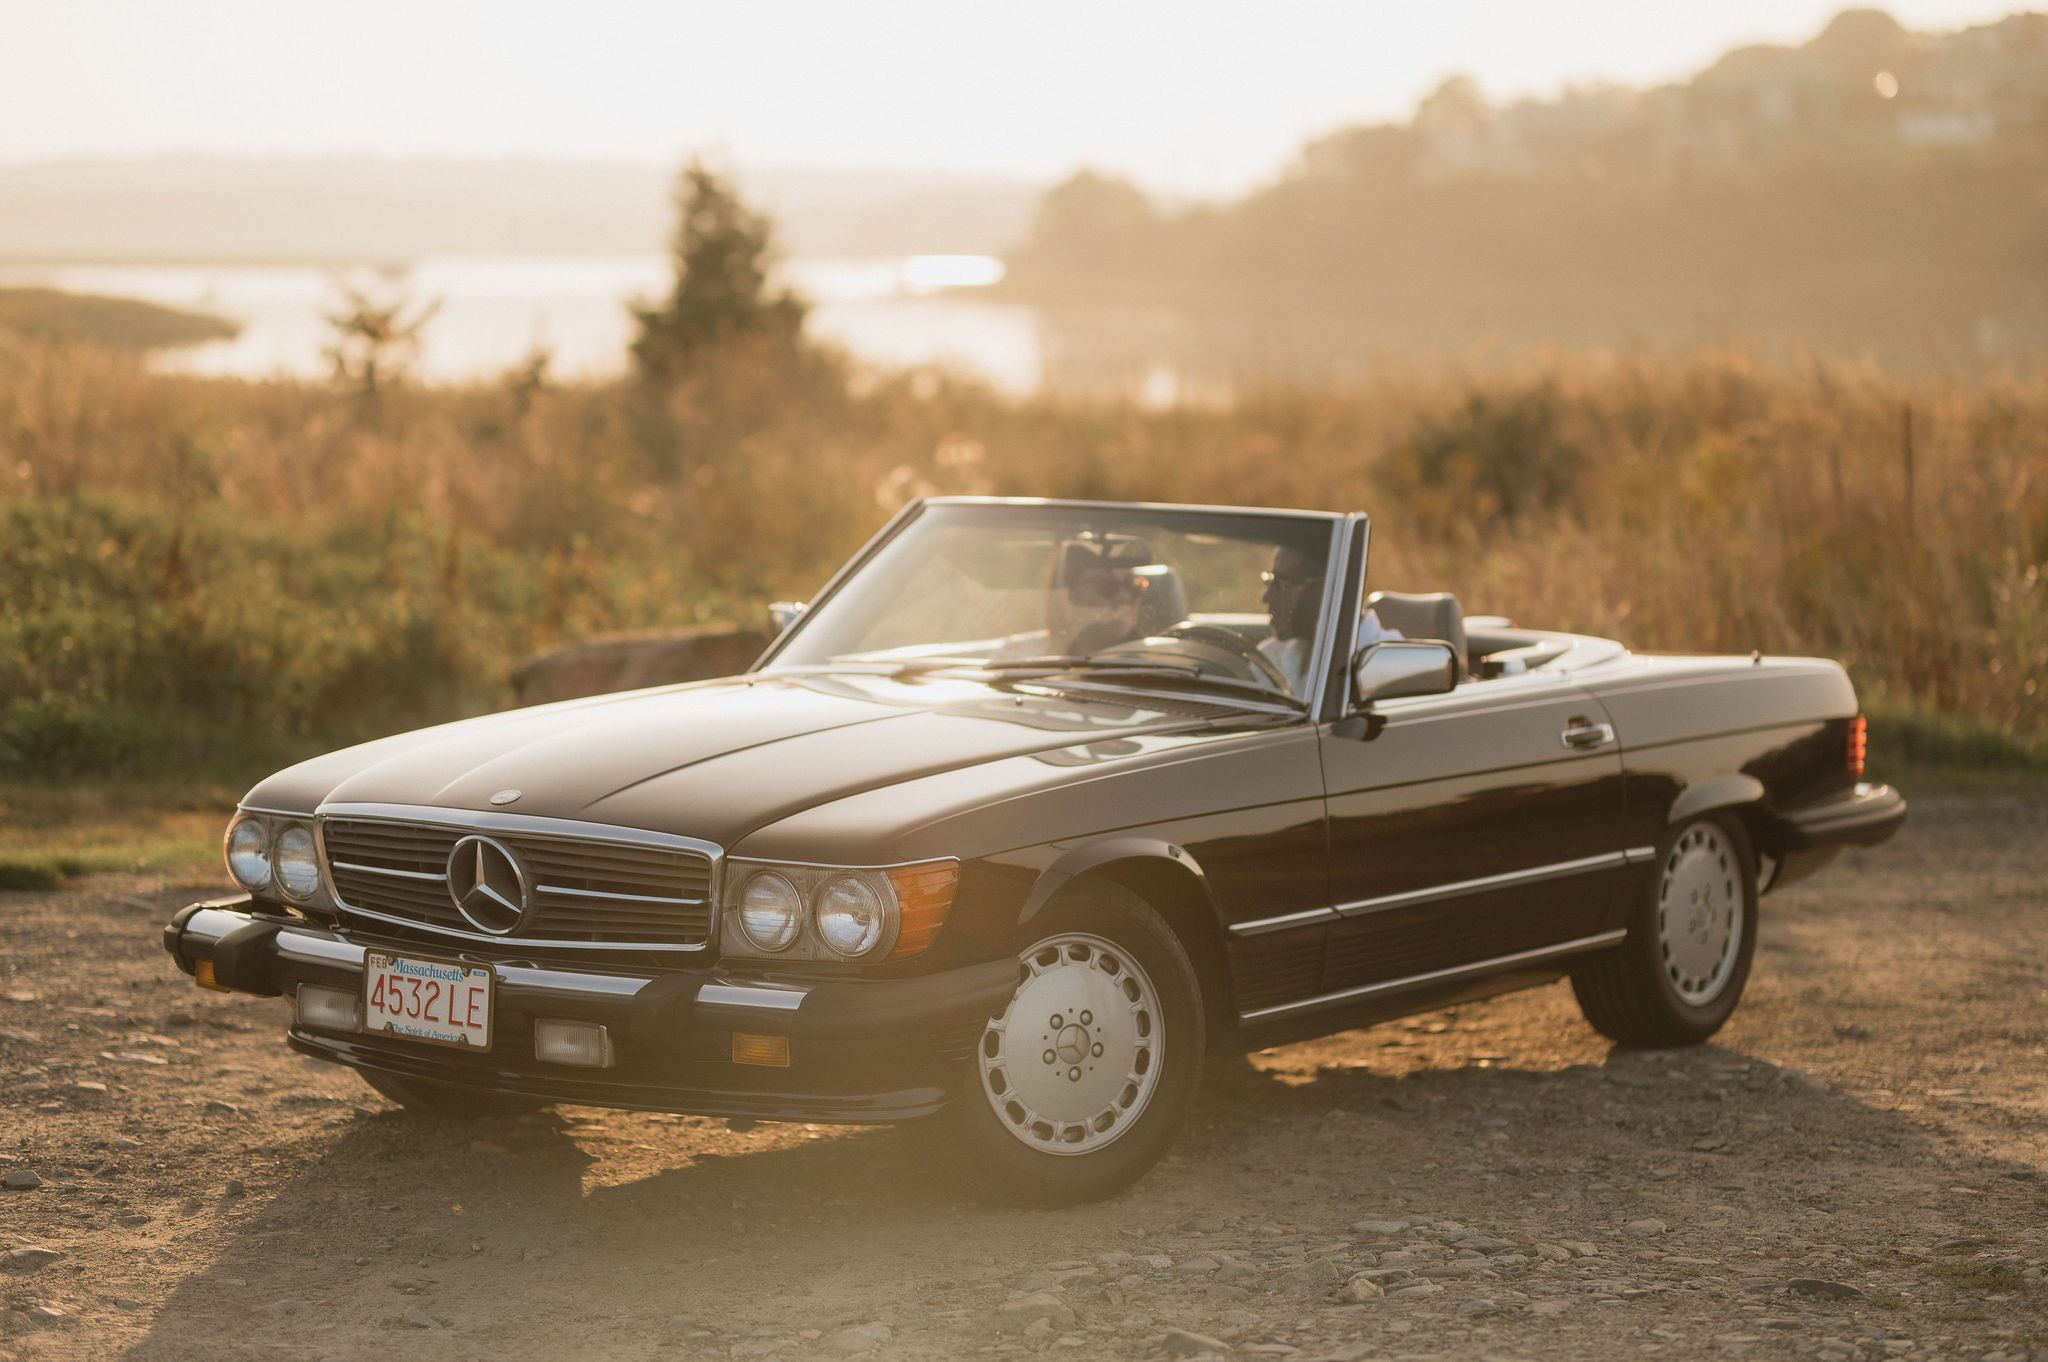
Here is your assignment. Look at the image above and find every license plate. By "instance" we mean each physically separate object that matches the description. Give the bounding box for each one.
[362,951,494,1051]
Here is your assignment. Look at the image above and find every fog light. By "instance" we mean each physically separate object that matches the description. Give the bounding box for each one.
[534,1019,614,1068]
[295,983,360,1031]
[730,1032,790,1068]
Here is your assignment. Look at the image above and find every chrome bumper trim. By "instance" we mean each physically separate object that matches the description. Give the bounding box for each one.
[177,908,815,1009]
[697,983,809,1011]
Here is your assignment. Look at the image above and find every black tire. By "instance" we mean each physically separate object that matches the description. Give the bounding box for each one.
[911,880,1207,1206]
[1571,813,1759,1048]
[358,1069,551,1118]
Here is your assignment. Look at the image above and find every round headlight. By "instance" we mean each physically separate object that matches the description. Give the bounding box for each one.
[225,817,272,891]
[738,872,802,952]
[816,876,887,957]
[274,824,321,901]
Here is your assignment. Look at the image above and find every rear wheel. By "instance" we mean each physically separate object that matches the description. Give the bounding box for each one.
[358,1069,551,1118]
[1571,814,1758,1047]
[913,881,1206,1205]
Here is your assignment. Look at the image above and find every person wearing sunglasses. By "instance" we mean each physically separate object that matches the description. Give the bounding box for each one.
[1256,547,1324,695]
[1256,547,1402,695]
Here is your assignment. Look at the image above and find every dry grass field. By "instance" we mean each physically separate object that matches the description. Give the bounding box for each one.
[5,336,2043,793]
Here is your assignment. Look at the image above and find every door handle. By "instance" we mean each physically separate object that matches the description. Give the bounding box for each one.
[1561,717,1615,751]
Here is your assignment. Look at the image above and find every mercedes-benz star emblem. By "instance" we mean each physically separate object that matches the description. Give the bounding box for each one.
[489,789,522,806]
[446,835,530,935]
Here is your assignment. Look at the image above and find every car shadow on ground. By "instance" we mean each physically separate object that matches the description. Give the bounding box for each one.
[117,1031,2044,1361]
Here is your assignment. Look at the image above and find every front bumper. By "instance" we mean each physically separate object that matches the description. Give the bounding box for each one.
[163,898,1014,1123]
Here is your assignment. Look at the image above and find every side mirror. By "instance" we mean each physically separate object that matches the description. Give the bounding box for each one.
[768,600,808,634]
[1352,639,1458,708]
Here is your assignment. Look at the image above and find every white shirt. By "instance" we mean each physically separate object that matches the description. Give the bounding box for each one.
[1356,609,1404,647]
[1259,611,1402,697]
[1256,635,1312,696]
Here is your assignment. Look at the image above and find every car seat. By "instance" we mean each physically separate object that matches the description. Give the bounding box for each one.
[1366,590,1469,680]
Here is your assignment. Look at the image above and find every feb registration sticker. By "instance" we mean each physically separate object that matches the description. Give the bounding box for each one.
[363,951,494,1051]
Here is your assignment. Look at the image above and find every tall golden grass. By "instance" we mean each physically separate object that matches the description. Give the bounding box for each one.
[3,333,2042,776]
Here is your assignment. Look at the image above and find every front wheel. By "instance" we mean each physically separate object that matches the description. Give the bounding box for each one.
[912,881,1206,1206]
[1571,814,1758,1047]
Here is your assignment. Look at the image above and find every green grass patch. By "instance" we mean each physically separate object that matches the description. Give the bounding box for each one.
[0,778,239,892]
[1864,700,2048,796]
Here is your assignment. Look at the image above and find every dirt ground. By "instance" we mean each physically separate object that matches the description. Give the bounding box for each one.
[2,790,2044,1362]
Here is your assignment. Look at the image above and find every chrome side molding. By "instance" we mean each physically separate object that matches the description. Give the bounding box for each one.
[1238,929,1627,1023]
[1229,847,1656,937]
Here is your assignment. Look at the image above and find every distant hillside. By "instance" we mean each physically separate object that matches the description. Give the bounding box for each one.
[1003,9,2048,366]
[0,157,1040,263]
[0,288,238,349]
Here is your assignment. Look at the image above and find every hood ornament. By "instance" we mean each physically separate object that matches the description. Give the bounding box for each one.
[489,789,522,806]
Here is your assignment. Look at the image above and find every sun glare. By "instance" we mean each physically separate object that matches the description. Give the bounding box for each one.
[900,254,1006,293]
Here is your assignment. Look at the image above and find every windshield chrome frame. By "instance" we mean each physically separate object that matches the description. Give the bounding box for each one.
[751,497,1355,713]
[750,497,929,670]
[1296,511,1362,723]
[1309,513,1372,724]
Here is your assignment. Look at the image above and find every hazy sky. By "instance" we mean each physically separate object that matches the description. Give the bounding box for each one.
[3,1,2022,195]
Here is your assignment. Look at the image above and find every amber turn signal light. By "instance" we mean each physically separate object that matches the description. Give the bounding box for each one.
[885,861,958,960]
[731,1032,790,1068]
[193,959,229,993]
[1846,714,1868,779]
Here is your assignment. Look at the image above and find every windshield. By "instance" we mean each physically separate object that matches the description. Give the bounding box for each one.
[767,503,1340,701]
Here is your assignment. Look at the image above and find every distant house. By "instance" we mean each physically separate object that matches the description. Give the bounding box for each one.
[1902,12,2048,148]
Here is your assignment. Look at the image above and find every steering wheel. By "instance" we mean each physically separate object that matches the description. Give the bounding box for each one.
[1159,623,1295,694]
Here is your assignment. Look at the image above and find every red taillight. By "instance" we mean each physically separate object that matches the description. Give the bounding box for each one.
[1846,715,1868,779]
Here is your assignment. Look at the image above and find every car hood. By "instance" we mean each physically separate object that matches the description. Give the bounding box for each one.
[244,673,1258,850]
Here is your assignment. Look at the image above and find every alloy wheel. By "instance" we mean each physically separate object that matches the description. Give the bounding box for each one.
[1657,821,1745,1005]
[977,933,1163,1155]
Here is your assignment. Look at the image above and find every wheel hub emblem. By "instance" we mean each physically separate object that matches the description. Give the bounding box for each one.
[1053,1023,1091,1065]
[447,834,530,935]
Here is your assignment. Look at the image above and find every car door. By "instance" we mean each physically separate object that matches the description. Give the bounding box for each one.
[1314,666,1632,1002]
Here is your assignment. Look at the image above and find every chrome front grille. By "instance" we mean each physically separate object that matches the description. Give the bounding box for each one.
[319,811,716,950]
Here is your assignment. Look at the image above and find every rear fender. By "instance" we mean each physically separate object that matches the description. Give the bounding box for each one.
[1668,775,1767,829]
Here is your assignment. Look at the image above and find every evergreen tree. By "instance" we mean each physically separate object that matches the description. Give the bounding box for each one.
[630,162,808,383]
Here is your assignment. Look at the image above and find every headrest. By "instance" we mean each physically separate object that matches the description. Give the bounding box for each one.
[1132,563,1189,635]
[1366,590,1468,679]
[1051,537,1187,651]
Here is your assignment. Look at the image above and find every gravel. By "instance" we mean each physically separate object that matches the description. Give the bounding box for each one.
[0,790,2044,1361]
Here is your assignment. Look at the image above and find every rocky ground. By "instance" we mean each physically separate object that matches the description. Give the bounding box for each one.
[2,789,2044,1362]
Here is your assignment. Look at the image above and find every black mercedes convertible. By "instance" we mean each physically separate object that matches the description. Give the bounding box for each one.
[163,498,1905,1203]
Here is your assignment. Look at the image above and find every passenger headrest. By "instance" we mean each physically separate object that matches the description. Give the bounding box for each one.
[1050,538,1188,652]
[1366,590,1469,679]
[1133,563,1188,636]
